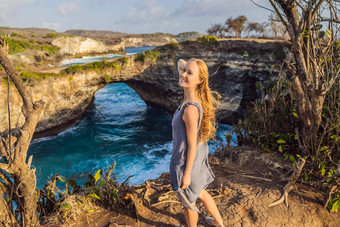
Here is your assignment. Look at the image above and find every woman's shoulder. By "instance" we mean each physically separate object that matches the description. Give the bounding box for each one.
[181,101,202,119]
[182,101,201,110]
[182,104,200,124]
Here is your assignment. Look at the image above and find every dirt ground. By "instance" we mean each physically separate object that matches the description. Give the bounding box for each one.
[42,145,340,227]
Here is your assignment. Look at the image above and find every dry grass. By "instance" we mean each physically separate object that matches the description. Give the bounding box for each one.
[41,194,104,226]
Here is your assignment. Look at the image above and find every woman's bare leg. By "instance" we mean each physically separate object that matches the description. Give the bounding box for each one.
[183,201,198,227]
[198,189,224,226]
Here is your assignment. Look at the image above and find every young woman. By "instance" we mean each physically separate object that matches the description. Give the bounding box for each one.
[169,58,225,227]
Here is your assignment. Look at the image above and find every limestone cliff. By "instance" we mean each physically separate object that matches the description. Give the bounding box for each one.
[0,39,289,136]
[124,36,177,48]
[52,36,125,55]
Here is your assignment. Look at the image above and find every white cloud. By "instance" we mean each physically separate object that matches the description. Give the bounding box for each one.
[171,0,271,18]
[0,0,37,21]
[59,0,81,16]
[92,0,106,3]
[171,0,235,17]
[118,0,167,23]
[42,21,62,31]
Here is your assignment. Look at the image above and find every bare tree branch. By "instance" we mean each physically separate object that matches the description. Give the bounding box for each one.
[0,39,33,118]
[312,0,326,21]
[269,0,289,28]
[318,18,340,23]
[250,0,277,14]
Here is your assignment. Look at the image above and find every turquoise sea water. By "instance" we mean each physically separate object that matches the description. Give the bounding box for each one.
[61,46,155,66]
[28,47,236,188]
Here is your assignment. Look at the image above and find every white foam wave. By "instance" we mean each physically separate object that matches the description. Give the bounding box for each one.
[31,117,87,145]
[61,54,123,66]
[31,135,57,145]
[115,141,173,185]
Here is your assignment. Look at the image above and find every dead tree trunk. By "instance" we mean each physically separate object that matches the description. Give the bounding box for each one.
[0,38,44,226]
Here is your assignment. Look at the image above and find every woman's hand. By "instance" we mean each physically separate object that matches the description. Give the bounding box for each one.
[178,59,186,74]
[180,172,191,190]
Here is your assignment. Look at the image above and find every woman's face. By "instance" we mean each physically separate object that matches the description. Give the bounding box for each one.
[179,60,202,89]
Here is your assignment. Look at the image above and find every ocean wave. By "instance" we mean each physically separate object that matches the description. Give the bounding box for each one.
[31,135,58,145]
[115,141,173,185]
[61,54,123,66]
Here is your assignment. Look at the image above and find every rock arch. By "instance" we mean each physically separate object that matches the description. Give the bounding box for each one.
[0,39,289,136]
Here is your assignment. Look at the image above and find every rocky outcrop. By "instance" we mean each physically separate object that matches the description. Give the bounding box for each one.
[52,36,125,55]
[124,36,177,48]
[126,38,289,122]
[0,38,289,136]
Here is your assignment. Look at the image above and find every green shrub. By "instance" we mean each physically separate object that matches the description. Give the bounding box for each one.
[66,65,82,73]
[328,194,340,212]
[169,41,179,50]
[104,74,111,84]
[134,54,145,61]
[196,35,218,45]
[37,161,127,219]
[118,57,129,65]
[63,60,122,74]
[10,32,25,38]
[4,37,33,54]
[38,45,60,55]
[3,37,59,55]
[45,33,58,38]
[134,50,160,63]
[20,71,56,81]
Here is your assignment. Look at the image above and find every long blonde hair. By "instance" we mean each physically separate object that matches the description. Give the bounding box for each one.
[188,58,220,143]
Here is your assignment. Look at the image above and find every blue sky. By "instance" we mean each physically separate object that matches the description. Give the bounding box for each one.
[0,0,272,34]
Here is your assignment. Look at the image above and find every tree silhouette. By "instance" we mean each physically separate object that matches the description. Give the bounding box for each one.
[225,15,248,37]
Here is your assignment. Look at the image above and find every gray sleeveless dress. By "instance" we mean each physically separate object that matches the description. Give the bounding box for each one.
[169,101,215,205]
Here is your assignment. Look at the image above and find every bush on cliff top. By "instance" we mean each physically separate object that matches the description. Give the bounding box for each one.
[63,60,122,74]
[1,70,57,86]
[20,71,56,81]
[38,45,60,55]
[134,49,160,63]
[4,37,33,54]
[3,37,60,55]
[10,32,25,39]
[44,33,58,38]
[196,35,218,45]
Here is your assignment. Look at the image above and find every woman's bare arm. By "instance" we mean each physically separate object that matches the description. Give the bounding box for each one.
[180,104,199,189]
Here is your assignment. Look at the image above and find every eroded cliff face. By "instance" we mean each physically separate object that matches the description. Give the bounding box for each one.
[0,39,289,136]
[127,38,289,122]
[0,72,103,135]
[52,36,125,55]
